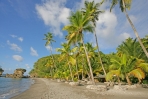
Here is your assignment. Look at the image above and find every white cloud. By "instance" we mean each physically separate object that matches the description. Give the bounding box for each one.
[18,37,23,42]
[96,10,117,38]
[7,40,22,52]
[10,35,17,38]
[36,0,70,37]
[86,9,130,50]
[12,55,23,62]
[118,32,131,42]
[10,35,24,42]
[30,47,38,56]
[25,64,30,69]
[45,45,52,51]
[45,45,57,54]
[77,0,124,50]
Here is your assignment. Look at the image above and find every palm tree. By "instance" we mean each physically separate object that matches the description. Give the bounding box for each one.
[43,32,57,69]
[117,38,143,59]
[45,59,54,78]
[103,0,148,58]
[63,11,95,84]
[82,1,106,75]
[141,35,148,62]
[71,46,80,80]
[106,54,148,85]
[56,43,76,81]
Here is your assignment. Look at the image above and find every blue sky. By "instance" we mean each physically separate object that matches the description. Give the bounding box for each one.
[0,0,148,75]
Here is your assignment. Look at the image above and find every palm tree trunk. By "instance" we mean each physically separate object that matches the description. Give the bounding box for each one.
[126,74,131,85]
[82,62,84,79]
[67,58,74,81]
[117,76,121,85]
[138,78,141,84]
[50,67,53,78]
[81,37,95,84]
[81,58,90,79]
[75,58,79,80]
[122,0,148,58]
[49,45,57,69]
[94,30,107,75]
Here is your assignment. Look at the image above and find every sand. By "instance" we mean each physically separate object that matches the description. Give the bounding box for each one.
[11,78,148,99]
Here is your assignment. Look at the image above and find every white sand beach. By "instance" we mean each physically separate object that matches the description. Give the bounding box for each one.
[11,78,148,99]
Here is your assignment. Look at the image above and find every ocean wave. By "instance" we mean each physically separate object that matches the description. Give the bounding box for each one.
[0,93,9,99]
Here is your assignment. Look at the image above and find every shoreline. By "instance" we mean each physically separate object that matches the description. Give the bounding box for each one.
[11,78,47,99]
[0,77,33,99]
[11,78,148,99]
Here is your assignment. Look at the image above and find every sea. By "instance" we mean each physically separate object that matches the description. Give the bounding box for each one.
[0,77,34,99]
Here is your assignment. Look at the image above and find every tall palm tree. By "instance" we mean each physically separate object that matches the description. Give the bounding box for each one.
[82,1,107,75]
[43,32,57,69]
[103,0,148,58]
[63,11,95,84]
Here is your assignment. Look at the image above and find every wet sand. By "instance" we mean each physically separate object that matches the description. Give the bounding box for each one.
[11,78,148,99]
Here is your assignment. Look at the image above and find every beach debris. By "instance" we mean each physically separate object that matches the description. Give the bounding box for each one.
[86,85,107,91]
[113,85,128,91]
[87,81,93,85]
[69,82,79,86]
[125,85,137,89]
[65,81,69,83]
[57,79,61,82]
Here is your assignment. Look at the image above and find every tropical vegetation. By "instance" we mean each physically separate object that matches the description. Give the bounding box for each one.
[29,1,148,85]
[0,66,4,76]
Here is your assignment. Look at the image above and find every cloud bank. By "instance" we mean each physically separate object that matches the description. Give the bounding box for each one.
[36,0,70,37]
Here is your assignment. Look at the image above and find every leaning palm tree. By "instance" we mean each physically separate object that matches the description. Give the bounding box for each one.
[102,0,148,58]
[82,1,106,75]
[63,11,95,84]
[43,32,57,69]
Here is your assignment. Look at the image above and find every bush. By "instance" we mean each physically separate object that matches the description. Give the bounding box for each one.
[142,80,148,84]
[74,78,78,82]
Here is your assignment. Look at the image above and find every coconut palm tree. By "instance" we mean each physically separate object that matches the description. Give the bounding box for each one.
[82,1,106,75]
[63,11,95,84]
[117,38,143,59]
[45,59,54,78]
[56,43,76,81]
[43,32,57,69]
[141,35,148,62]
[103,0,148,58]
[106,54,148,85]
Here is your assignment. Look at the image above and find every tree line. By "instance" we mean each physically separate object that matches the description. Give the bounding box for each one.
[29,0,148,85]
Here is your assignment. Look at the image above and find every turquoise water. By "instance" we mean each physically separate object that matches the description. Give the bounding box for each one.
[0,77,33,99]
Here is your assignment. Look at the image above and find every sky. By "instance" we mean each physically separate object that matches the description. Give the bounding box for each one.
[0,0,148,75]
